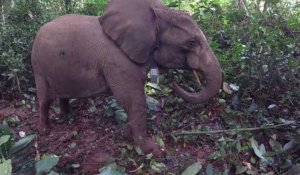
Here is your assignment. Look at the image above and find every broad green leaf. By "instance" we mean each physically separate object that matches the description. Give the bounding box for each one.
[99,164,124,175]
[181,161,202,175]
[115,109,127,123]
[250,137,266,161]
[0,135,10,146]
[36,154,59,174]
[0,159,12,175]
[12,134,36,154]
[146,95,161,112]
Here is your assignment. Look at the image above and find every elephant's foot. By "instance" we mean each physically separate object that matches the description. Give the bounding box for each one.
[134,136,164,157]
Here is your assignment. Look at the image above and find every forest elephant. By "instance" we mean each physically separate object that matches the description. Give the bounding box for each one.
[31,0,222,156]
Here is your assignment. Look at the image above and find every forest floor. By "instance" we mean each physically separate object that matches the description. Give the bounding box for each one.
[0,93,299,174]
[0,96,225,174]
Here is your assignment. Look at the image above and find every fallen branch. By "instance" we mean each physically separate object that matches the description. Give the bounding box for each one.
[192,70,202,85]
[173,123,295,136]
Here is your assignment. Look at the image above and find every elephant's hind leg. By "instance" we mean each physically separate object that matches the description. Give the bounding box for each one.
[35,75,52,133]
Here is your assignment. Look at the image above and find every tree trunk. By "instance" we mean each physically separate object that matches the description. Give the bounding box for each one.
[235,0,249,17]
[64,0,72,13]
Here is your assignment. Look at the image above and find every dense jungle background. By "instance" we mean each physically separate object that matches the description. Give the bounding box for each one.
[0,0,299,174]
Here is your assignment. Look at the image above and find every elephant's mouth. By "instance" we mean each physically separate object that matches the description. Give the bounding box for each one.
[168,53,223,104]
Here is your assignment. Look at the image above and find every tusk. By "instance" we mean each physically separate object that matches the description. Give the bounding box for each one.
[193,70,201,86]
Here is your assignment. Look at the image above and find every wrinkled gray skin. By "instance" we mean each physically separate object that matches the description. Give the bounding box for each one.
[31,0,222,156]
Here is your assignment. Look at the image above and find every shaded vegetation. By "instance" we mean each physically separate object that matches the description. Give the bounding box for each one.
[0,0,299,174]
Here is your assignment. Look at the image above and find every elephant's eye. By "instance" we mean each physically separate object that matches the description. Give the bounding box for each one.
[187,40,198,48]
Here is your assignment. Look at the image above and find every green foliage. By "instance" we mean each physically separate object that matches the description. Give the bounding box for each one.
[0,120,36,174]
[35,154,59,175]
[181,161,202,175]
[0,159,12,175]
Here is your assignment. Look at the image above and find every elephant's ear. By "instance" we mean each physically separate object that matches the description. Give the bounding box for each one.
[99,0,157,64]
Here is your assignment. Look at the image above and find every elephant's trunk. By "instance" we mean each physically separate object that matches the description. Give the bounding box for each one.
[170,48,222,104]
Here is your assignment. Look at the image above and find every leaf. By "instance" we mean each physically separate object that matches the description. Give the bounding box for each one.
[0,135,10,146]
[88,105,97,113]
[0,159,12,175]
[146,95,161,112]
[146,82,161,90]
[99,164,124,175]
[250,137,266,161]
[206,164,214,175]
[223,82,233,94]
[68,142,77,148]
[48,171,60,175]
[72,164,80,168]
[181,161,202,175]
[283,140,298,152]
[229,83,239,91]
[12,134,36,154]
[154,135,165,147]
[134,146,143,155]
[36,154,59,174]
[235,165,247,174]
[269,139,282,151]
[150,161,166,173]
[247,102,258,114]
[115,109,127,123]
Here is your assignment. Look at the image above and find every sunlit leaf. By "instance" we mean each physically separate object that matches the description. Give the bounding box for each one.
[0,135,10,146]
[0,159,12,175]
[181,161,202,175]
[250,137,266,161]
[115,109,127,123]
[36,154,59,174]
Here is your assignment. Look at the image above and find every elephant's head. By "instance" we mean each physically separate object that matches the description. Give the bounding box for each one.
[100,0,222,103]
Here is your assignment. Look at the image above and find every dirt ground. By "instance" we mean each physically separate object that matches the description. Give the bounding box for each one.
[0,98,221,174]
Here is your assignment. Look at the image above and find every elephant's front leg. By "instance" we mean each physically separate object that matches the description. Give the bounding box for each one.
[115,87,162,156]
[125,94,163,157]
[104,67,162,156]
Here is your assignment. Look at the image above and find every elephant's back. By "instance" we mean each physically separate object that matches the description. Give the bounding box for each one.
[31,14,110,98]
[31,14,105,74]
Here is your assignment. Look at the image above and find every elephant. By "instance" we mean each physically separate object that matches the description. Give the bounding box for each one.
[31,0,222,156]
